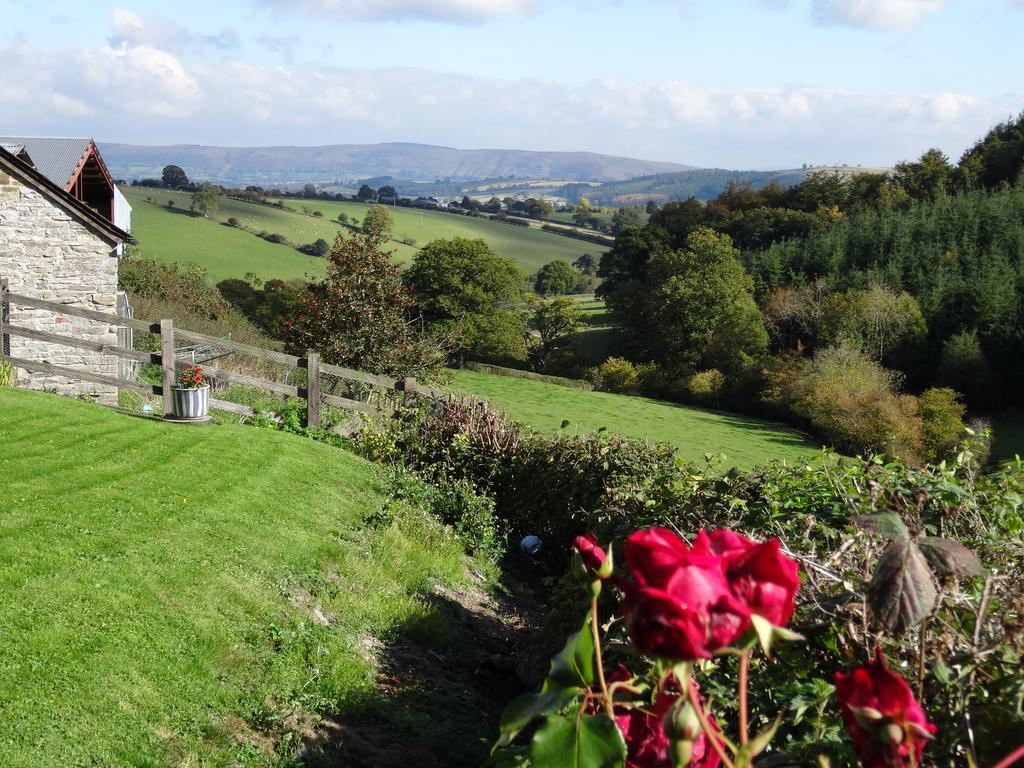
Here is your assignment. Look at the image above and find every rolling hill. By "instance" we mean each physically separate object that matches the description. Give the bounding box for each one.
[101,142,694,187]
[567,168,811,205]
[121,187,606,282]
[447,368,823,470]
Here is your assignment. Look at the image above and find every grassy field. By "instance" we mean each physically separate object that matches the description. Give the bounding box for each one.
[447,369,822,470]
[122,187,606,283]
[0,388,496,766]
[123,188,330,283]
[277,198,606,275]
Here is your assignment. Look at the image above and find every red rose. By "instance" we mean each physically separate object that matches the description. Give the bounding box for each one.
[573,533,610,580]
[707,529,801,627]
[623,528,750,660]
[835,648,937,768]
[598,667,721,768]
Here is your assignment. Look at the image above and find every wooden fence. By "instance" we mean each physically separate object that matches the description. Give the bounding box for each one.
[0,279,431,426]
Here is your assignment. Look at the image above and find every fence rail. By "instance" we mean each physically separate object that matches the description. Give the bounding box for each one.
[0,280,424,426]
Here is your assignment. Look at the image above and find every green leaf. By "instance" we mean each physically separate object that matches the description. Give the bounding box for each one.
[932,659,952,686]
[747,711,784,758]
[866,540,937,633]
[918,537,985,578]
[497,689,582,746]
[750,613,774,656]
[531,714,627,768]
[547,612,596,691]
[851,512,910,542]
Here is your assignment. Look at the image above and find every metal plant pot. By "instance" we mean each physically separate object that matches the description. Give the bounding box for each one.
[171,385,210,420]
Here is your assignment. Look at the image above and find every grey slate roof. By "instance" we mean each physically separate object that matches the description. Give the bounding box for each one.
[0,146,130,245]
[0,136,92,189]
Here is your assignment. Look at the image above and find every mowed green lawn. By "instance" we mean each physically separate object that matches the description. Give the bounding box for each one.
[123,188,329,283]
[0,388,488,766]
[279,199,606,275]
[447,369,822,470]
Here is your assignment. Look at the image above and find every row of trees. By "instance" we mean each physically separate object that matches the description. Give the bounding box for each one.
[214,230,584,378]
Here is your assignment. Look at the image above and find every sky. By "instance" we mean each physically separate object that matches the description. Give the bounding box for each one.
[0,0,1022,168]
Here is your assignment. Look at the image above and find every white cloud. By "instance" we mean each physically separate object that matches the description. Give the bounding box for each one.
[259,0,542,24]
[812,0,945,31]
[108,8,238,52]
[0,37,1015,168]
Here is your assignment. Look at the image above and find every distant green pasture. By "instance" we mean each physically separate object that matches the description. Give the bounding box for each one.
[447,368,823,471]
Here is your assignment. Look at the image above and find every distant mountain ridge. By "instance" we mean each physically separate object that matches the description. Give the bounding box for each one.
[98,141,696,186]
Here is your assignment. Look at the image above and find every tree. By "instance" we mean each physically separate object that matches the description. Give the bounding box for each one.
[191,184,219,218]
[647,197,704,248]
[525,296,582,371]
[573,253,596,276]
[311,238,330,256]
[918,387,966,461]
[337,211,350,226]
[534,260,580,296]
[377,185,397,199]
[636,228,768,377]
[611,206,644,236]
[284,231,444,377]
[404,237,526,364]
[362,204,394,238]
[819,284,927,362]
[893,149,952,200]
[645,200,659,214]
[357,184,377,201]
[521,198,554,219]
[573,198,604,230]
[162,164,189,190]
[302,183,317,198]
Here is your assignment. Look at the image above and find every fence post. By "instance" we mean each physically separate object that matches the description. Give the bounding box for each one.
[0,278,9,362]
[402,377,417,406]
[306,350,320,429]
[160,319,175,418]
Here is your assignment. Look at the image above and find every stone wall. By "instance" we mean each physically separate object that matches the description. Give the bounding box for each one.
[0,169,119,404]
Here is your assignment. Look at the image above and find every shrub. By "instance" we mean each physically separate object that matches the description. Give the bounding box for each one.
[0,359,14,387]
[686,368,726,407]
[353,388,1023,763]
[375,468,503,561]
[385,396,676,550]
[590,356,639,393]
[225,217,240,228]
[788,343,925,463]
[918,386,966,460]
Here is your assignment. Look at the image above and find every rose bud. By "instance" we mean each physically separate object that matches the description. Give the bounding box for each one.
[573,533,613,581]
[594,669,721,768]
[835,648,937,768]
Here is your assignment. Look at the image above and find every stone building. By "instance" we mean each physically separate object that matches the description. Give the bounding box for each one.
[0,141,130,402]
